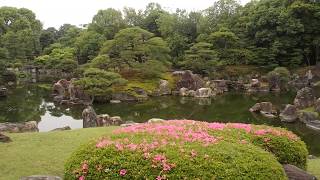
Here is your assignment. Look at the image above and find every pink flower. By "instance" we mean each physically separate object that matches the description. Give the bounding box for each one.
[127,143,138,151]
[208,123,225,130]
[115,143,124,151]
[254,129,267,136]
[96,139,112,148]
[156,176,162,180]
[79,175,85,180]
[143,152,150,159]
[229,123,252,132]
[119,169,127,176]
[153,154,166,162]
[264,137,271,142]
[240,140,247,144]
[163,163,172,171]
[82,162,89,172]
[191,150,197,157]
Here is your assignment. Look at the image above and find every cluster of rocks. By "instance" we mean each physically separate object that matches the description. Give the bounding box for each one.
[250,87,320,131]
[52,69,305,105]
[249,102,277,118]
[281,87,320,130]
[52,79,91,105]
[0,121,39,143]
[82,106,166,128]
[82,106,124,128]
[0,121,38,133]
[172,71,229,98]
[246,79,269,93]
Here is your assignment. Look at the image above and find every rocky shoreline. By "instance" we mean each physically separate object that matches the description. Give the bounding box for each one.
[249,87,320,131]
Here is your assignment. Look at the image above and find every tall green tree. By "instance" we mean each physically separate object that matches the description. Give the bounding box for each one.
[100,27,171,69]
[0,7,42,61]
[182,42,219,74]
[89,8,126,40]
[75,30,105,64]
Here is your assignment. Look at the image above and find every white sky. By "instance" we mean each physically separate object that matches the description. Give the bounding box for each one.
[1,0,250,29]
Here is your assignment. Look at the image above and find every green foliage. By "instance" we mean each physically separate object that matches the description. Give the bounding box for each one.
[57,24,81,47]
[181,42,220,74]
[75,68,127,97]
[100,27,171,69]
[64,121,308,179]
[267,67,290,90]
[0,7,42,61]
[250,129,308,169]
[34,47,78,72]
[75,30,105,64]
[88,55,111,70]
[40,27,58,51]
[89,8,126,40]
[132,60,168,79]
[209,27,239,49]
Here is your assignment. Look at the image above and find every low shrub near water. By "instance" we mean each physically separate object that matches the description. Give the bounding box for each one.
[65,120,307,179]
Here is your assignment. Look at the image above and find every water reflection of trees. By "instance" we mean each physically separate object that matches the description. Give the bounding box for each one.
[0,86,46,123]
[46,103,84,120]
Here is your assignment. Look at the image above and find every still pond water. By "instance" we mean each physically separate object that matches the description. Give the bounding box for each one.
[0,85,319,155]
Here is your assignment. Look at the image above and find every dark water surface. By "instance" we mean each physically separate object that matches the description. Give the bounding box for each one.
[0,85,319,155]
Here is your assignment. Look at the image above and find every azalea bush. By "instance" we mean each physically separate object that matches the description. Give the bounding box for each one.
[65,120,307,179]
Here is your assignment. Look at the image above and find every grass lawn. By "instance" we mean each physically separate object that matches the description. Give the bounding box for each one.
[308,158,320,178]
[0,127,319,180]
[0,127,118,180]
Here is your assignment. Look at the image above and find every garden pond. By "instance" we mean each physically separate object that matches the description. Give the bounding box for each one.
[0,84,319,155]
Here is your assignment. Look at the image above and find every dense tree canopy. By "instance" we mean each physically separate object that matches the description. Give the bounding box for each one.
[0,7,42,62]
[99,27,170,69]
[0,0,319,80]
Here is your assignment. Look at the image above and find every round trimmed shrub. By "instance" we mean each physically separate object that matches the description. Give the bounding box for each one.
[64,120,309,179]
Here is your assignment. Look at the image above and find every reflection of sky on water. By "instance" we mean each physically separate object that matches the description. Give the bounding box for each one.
[37,101,83,132]
[38,112,83,132]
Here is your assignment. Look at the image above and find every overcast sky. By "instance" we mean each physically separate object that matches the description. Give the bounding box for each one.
[1,0,251,29]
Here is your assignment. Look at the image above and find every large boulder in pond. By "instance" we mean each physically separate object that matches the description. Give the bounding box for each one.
[0,133,11,143]
[249,102,277,118]
[179,87,189,97]
[0,121,38,133]
[96,115,123,126]
[195,88,213,98]
[175,70,204,91]
[280,104,298,123]
[158,79,171,95]
[294,87,316,109]
[82,106,97,128]
[211,80,228,94]
[283,164,317,180]
[53,79,91,105]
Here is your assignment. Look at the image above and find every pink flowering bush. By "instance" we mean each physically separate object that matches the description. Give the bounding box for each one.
[65,120,307,179]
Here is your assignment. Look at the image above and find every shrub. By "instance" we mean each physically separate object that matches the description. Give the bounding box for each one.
[65,120,307,179]
[267,67,290,90]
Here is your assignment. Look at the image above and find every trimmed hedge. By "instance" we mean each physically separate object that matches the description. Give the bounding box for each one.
[65,120,308,179]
